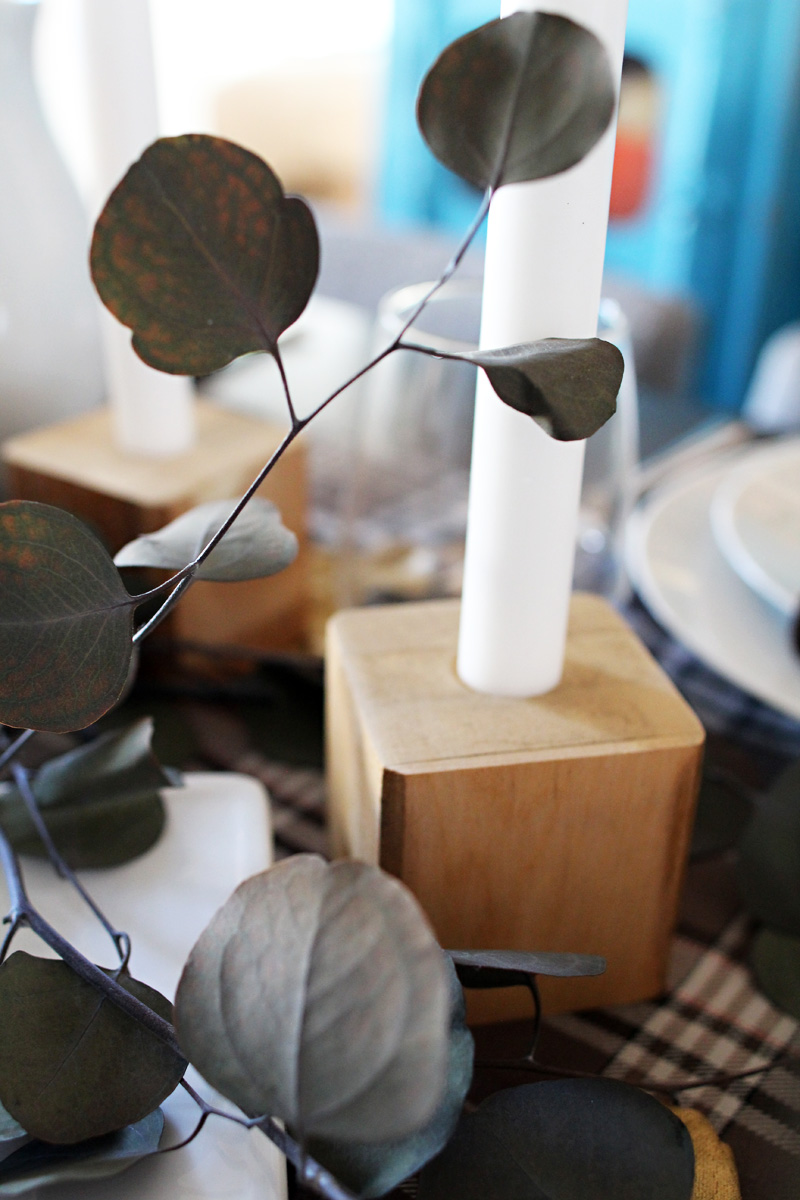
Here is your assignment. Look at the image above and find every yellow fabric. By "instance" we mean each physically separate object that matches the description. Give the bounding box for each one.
[672,1107,742,1200]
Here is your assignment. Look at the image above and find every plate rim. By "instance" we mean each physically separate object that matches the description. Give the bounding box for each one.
[709,436,800,616]
[624,457,800,720]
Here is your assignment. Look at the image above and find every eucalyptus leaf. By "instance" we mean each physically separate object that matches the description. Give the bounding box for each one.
[91,134,319,375]
[0,1108,164,1195]
[0,789,165,870]
[175,855,450,1144]
[16,717,174,810]
[0,953,185,1144]
[750,927,800,1020]
[460,338,624,441]
[308,955,473,1198]
[737,761,800,936]
[0,719,172,868]
[417,12,616,191]
[114,498,298,582]
[419,1079,695,1200]
[0,1103,25,1145]
[0,502,135,732]
[451,948,605,990]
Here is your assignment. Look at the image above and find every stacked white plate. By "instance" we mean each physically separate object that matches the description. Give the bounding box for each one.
[625,437,800,719]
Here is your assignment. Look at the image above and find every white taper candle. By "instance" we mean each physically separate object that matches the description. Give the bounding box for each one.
[83,0,195,457]
[457,0,628,696]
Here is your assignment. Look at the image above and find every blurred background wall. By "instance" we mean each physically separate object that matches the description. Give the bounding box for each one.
[33,0,800,416]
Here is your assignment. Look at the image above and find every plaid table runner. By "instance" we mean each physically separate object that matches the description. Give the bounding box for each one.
[133,599,800,1200]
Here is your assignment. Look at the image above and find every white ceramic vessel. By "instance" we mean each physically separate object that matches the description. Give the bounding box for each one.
[0,0,104,446]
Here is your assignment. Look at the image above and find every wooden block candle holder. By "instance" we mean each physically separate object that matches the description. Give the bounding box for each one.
[326,596,704,1022]
[2,402,309,652]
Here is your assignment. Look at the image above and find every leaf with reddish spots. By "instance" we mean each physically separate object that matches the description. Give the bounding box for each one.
[417,12,616,191]
[0,502,135,733]
[91,135,319,375]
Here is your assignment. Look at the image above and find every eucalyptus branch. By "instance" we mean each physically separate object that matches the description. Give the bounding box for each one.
[0,825,180,1054]
[130,426,300,644]
[133,576,194,645]
[0,916,21,965]
[475,1049,795,1102]
[254,1116,358,1200]
[175,1079,357,1199]
[297,186,492,431]
[274,344,300,430]
[159,1082,355,1199]
[10,763,131,967]
[126,185,491,649]
[0,827,356,1200]
[0,729,35,772]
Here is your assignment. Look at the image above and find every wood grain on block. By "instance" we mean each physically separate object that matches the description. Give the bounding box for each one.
[326,596,704,1021]
[3,402,309,651]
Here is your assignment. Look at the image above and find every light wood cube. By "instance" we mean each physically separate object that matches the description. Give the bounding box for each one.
[326,596,704,1021]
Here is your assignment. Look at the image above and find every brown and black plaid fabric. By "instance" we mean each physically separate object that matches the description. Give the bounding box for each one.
[158,603,800,1200]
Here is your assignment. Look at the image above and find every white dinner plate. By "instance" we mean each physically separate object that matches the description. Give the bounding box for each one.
[625,458,800,719]
[709,436,800,616]
[0,773,287,1200]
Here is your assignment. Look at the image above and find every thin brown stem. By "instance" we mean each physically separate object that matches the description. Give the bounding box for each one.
[133,576,194,644]
[11,764,130,967]
[126,188,491,648]
[0,729,35,772]
[274,344,300,430]
[298,186,492,430]
[0,916,21,964]
[475,1050,793,1099]
[0,825,180,1053]
[0,828,355,1200]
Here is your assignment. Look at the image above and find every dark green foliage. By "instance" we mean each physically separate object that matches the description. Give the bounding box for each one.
[114,498,298,582]
[0,1108,164,1195]
[0,954,185,1144]
[91,135,319,375]
[451,948,605,989]
[175,856,450,1144]
[0,719,172,868]
[0,503,134,732]
[419,1079,695,1200]
[307,956,474,1198]
[417,12,615,190]
[461,338,624,441]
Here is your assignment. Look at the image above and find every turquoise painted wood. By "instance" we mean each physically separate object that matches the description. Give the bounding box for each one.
[607,0,800,409]
[380,0,800,410]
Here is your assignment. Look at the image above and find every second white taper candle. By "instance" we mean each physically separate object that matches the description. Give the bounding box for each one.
[457,0,629,696]
[83,0,195,457]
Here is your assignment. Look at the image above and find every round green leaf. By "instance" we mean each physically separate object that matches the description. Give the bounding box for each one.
[737,761,800,936]
[175,855,451,1144]
[451,948,605,990]
[0,789,165,870]
[91,134,319,375]
[0,502,135,732]
[114,498,298,582]
[17,717,173,811]
[0,1109,164,1195]
[308,955,474,1198]
[750,927,800,1020]
[419,1079,695,1200]
[417,12,616,191]
[0,719,171,867]
[0,953,185,1144]
[463,338,624,441]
